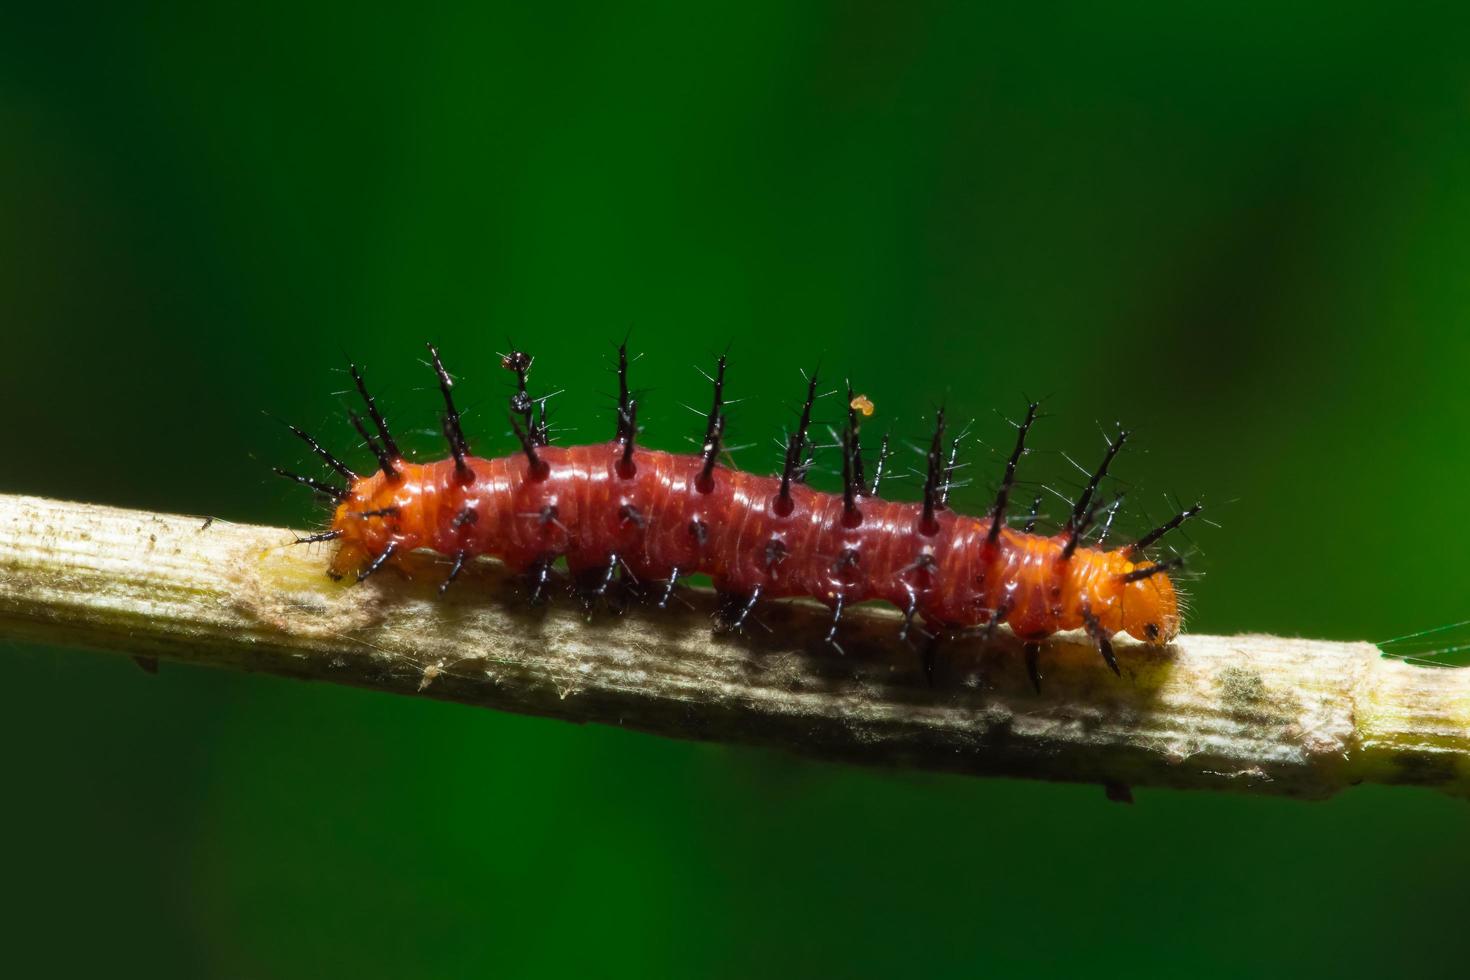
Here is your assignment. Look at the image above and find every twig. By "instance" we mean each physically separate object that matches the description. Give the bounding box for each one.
[1,492,1466,799]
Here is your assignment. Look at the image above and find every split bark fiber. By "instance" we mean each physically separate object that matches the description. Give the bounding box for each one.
[1,492,1466,799]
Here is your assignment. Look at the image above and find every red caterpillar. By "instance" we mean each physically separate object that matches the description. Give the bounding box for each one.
[276,344,1200,686]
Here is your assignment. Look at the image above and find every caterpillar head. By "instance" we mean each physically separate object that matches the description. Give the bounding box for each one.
[1118,561,1181,644]
[325,468,422,579]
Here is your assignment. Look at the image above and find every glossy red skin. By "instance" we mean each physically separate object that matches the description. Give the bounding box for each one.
[330,442,1179,644]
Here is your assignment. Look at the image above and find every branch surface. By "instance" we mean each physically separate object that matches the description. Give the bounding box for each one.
[1,493,1466,799]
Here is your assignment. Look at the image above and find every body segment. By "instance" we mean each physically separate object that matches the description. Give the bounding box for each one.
[328,443,1180,644]
[274,342,1201,685]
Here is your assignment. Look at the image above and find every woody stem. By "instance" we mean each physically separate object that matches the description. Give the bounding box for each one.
[0,492,1466,800]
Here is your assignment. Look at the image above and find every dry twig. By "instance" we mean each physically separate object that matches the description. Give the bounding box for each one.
[1,493,1466,799]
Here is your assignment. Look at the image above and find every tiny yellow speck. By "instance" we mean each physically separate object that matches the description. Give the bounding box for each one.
[1122,562,1135,574]
[849,394,875,417]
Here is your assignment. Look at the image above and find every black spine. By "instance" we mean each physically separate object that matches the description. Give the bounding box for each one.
[275,417,358,482]
[292,529,344,545]
[845,381,866,493]
[1022,493,1043,533]
[704,354,727,446]
[614,341,635,444]
[988,402,1039,545]
[349,362,401,460]
[1063,428,1129,558]
[620,399,638,471]
[869,433,891,496]
[273,467,346,501]
[1119,557,1184,584]
[776,370,820,510]
[939,436,961,507]
[921,407,946,533]
[347,410,398,481]
[841,425,861,523]
[698,414,724,490]
[505,350,537,442]
[1096,494,1126,546]
[533,396,551,447]
[697,352,728,490]
[1130,502,1203,555]
[1063,492,1115,560]
[428,344,473,482]
[510,414,548,476]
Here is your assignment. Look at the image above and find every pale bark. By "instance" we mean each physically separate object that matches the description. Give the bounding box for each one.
[1,493,1466,799]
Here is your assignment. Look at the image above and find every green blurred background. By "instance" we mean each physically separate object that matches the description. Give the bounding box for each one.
[4,2,1469,977]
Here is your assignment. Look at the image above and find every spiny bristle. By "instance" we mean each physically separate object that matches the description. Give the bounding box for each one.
[1063,427,1129,558]
[273,467,346,501]
[509,414,549,476]
[1130,502,1204,555]
[273,415,358,482]
[776,368,821,512]
[921,407,946,533]
[988,402,1039,546]
[349,361,401,460]
[1120,556,1184,584]
[348,409,398,481]
[427,343,473,482]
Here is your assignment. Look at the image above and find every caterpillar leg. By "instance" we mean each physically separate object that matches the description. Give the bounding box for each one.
[610,561,639,614]
[1081,605,1121,677]
[524,557,555,606]
[656,568,681,609]
[1023,641,1043,694]
[824,594,846,656]
[918,629,944,687]
[897,587,921,644]
[715,586,762,632]
[325,541,370,581]
[575,554,620,618]
[355,542,398,583]
[985,600,1012,644]
[575,554,638,618]
[438,549,469,596]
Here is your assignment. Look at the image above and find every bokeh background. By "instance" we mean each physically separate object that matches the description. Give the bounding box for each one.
[4,3,1470,977]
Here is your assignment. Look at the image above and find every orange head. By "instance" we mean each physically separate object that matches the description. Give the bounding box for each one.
[1112,554,1181,644]
[324,466,427,579]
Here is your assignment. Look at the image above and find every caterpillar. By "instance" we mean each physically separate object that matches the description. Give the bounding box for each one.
[275,344,1201,688]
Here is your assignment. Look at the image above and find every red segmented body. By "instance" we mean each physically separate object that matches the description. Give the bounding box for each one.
[272,342,1203,683]
[327,443,1181,644]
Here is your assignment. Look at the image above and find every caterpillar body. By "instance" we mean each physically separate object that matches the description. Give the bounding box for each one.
[276,344,1201,686]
